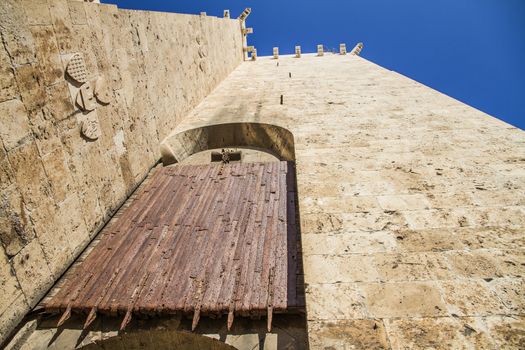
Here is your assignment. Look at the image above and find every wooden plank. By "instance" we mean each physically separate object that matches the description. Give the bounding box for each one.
[44,161,303,319]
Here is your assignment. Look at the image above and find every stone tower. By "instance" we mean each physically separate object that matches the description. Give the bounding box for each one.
[1,1,523,349]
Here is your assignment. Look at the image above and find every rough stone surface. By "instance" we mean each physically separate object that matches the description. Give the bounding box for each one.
[161,53,525,348]
[0,0,242,342]
[0,99,31,151]
[1,2,524,348]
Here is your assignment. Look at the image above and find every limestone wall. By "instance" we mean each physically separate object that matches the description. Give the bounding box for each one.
[163,54,525,348]
[0,0,242,340]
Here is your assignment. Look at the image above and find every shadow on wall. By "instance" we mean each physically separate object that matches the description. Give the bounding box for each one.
[159,123,295,165]
[81,329,236,349]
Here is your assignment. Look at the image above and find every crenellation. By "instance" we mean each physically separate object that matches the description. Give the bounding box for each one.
[317,44,324,56]
[350,42,364,55]
[339,43,346,55]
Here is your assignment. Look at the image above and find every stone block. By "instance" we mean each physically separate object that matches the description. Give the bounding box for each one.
[301,213,343,234]
[302,195,381,214]
[7,141,53,211]
[373,252,453,282]
[0,248,25,316]
[48,0,75,54]
[28,202,73,279]
[305,283,367,320]
[63,124,118,208]
[295,46,301,58]
[0,293,29,344]
[45,81,75,122]
[364,282,447,318]
[457,227,524,250]
[339,43,346,55]
[492,249,525,278]
[394,228,464,252]
[302,231,397,256]
[486,278,525,314]
[426,191,474,209]
[30,26,63,86]
[29,109,63,157]
[0,99,31,151]
[317,44,323,57]
[403,208,467,230]
[378,194,431,211]
[68,1,87,25]
[21,0,52,26]
[13,64,46,113]
[446,250,502,278]
[41,147,73,203]
[386,317,494,349]
[308,319,389,349]
[11,239,53,307]
[484,316,525,348]
[0,43,18,103]
[0,145,14,190]
[0,0,36,65]
[56,194,89,257]
[341,211,407,232]
[439,280,507,316]
[304,254,379,284]
[0,184,34,257]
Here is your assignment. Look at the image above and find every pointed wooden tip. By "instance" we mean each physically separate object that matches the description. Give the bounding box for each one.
[120,310,132,331]
[227,310,234,331]
[83,307,97,329]
[57,305,71,327]
[267,306,273,332]
[192,308,201,331]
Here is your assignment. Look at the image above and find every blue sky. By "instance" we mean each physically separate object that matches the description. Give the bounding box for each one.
[102,0,525,130]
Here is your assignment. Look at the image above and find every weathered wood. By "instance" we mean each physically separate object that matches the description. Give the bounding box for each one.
[43,162,303,321]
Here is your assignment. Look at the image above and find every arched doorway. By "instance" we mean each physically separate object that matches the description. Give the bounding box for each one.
[159,123,295,165]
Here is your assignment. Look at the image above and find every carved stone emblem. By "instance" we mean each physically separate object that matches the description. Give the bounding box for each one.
[81,113,100,141]
[93,77,111,104]
[66,53,88,83]
[75,82,97,111]
[64,52,112,141]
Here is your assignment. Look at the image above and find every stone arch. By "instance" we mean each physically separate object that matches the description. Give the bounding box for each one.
[80,329,236,349]
[159,122,295,165]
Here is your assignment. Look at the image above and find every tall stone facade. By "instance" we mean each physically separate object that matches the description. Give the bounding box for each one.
[162,54,525,348]
[1,1,524,349]
[0,0,242,341]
